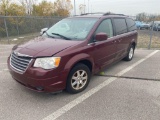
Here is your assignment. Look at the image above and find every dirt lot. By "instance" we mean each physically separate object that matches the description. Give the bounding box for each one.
[0,33,39,45]
[137,30,160,48]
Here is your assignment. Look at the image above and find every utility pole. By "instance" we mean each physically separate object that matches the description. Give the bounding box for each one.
[88,0,89,13]
[148,20,155,49]
[91,4,92,13]
[74,0,76,15]
[84,0,85,14]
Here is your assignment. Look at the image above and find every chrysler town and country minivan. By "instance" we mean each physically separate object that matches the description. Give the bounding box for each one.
[8,13,138,94]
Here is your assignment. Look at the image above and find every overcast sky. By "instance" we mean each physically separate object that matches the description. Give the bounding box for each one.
[42,0,160,16]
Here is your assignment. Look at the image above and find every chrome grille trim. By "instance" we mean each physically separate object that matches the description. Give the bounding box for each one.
[11,60,27,68]
[10,52,32,73]
[12,53,31,62]
[11,56,28,65]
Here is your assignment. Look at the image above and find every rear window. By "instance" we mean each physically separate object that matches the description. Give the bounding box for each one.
[113,18,128,35]
[126,18,137,31]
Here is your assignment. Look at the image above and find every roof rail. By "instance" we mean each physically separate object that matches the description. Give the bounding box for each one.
[103,12,125,16]
[79,12,126,16]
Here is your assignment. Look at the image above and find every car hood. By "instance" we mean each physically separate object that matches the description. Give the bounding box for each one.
[12,37,82,57]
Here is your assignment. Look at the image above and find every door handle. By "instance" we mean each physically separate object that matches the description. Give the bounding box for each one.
[112,40,116,43]
[118,39,122,42]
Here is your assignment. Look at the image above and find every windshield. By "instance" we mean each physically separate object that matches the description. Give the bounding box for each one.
[43,18,98,40]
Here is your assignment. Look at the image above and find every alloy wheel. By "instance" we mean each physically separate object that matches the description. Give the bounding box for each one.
[71,70,88,90]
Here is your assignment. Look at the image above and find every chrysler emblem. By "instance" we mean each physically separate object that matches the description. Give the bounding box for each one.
[13,51,32,57]
[14,51,20,56]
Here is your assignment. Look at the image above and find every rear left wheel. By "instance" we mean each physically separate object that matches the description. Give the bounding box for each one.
[124,45,135,61]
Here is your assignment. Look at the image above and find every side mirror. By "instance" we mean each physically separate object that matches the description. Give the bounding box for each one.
[40,28,48,35]
[95,32,108,41]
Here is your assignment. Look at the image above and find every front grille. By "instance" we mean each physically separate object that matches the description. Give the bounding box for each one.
[143,25,148,27]
[10,52,32,73]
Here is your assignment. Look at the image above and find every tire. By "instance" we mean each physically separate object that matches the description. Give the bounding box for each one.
[66,63,91,94]
[124,45,135,61]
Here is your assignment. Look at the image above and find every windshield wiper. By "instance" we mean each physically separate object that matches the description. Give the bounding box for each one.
[52,33,71,40]
[45,32,55,38]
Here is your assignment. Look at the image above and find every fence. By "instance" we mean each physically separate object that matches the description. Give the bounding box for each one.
[0,16,160,49]
[137,29,160,49]
[0,16,64,43]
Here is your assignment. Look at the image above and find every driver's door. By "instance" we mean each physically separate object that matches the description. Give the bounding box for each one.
[92,19,117,70]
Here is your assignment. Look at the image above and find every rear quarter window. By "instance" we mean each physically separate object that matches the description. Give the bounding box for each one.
[126,18,137,32]
[113,18,128,35]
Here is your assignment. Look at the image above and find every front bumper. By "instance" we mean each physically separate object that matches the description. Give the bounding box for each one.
[140,26,149,29]
[8,57,68,93]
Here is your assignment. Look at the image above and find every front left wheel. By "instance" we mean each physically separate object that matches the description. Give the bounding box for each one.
[66,63,91,94]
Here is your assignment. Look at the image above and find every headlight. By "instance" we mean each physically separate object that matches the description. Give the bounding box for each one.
[33,57,61,69]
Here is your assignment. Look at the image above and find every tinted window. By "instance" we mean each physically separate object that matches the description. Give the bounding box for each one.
[126,18,136,31]
[95,19,113,38]
[114,18,127,35]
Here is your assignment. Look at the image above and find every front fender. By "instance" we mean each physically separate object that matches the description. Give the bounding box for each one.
[64,53,94,71]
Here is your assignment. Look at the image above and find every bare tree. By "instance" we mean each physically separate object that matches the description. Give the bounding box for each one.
[136,13,150,22]
[18,0,36,15]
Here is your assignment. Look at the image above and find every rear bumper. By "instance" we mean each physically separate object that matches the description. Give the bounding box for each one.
[153,27,160,31]
[8,57,69,93]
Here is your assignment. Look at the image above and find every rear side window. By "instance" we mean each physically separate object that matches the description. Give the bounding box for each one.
[95,19,113,38]
[126,18,136,31]
[113,18,127,35]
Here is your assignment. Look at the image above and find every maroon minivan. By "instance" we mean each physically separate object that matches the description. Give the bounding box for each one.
[8,13,137,94]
